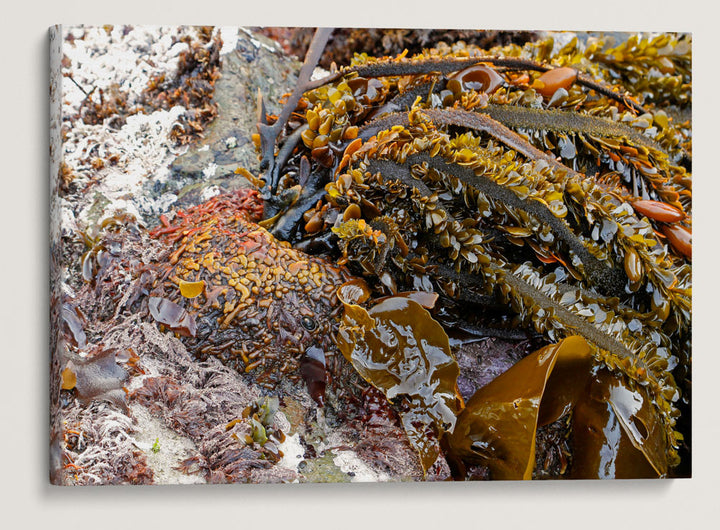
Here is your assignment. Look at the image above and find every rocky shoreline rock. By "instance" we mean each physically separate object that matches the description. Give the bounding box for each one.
[50,25,434,485]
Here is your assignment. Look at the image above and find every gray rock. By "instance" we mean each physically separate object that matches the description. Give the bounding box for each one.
[169,30,302,209]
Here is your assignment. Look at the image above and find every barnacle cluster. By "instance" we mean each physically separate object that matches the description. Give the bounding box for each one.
[140,26,223,144]
[259,31,691,473]
[70,25,222,144]
[148,188,350,392]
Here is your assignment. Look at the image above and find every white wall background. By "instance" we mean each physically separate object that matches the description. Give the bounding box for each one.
[2,1,717,528]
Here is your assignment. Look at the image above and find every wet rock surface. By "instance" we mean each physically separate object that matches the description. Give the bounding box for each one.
[455,338,535,401]
[168,30,301,210]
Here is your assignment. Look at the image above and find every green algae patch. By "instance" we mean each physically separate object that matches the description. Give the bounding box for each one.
[298,452,352,483]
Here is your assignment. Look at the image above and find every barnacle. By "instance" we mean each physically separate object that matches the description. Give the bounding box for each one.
[257,30,691,476]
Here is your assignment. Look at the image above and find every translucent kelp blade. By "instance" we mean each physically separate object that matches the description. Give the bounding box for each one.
[63,348,129,411]
[335,293,463,474]
[571,368,668,478]
[446,336,591,480]
[537,338,595,426]
[148,296,197,337]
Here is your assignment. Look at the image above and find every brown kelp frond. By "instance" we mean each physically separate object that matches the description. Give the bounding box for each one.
[336,288,463,474]
[447,336,671,479]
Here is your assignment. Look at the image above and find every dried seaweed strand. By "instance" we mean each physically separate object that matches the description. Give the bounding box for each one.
[258,28,333,180]
[269,124,309,189]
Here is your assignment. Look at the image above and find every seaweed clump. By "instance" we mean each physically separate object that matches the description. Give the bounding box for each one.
[147,188,352,396]
[255,30,692,478]
[139,26,223,144]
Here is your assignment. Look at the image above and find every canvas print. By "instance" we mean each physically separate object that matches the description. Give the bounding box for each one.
[49,26,692,485]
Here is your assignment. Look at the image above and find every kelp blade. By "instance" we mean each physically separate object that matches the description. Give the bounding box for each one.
[335,293,463,474]
[571,368,668,479]
[446,336,591,480]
